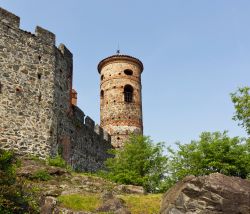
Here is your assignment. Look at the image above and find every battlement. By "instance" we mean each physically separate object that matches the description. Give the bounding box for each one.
[72,106,111,142]
[35,26,55,46]
[58,44,73,59]
[0,7,73,51]
[0,7,20,28]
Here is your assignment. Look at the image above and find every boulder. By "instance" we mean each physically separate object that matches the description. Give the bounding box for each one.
[160,173,250,214]
[96,191,131,214]
[40,196,57,214]
[114,184,145,194]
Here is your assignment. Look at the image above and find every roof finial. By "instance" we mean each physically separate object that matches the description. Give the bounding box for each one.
[116,42,120,55]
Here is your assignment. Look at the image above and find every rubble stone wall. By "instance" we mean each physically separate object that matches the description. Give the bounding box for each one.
[0,7,112,171]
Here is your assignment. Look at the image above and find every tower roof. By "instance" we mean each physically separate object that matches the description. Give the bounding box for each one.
[97,54,144,73]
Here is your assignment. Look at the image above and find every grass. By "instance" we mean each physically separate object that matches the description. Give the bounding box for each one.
[120,194,162,214]
[58,194,102,212]
[57,193,162,214]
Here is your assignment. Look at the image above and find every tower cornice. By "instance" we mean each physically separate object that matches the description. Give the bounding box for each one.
[97,54,144,73]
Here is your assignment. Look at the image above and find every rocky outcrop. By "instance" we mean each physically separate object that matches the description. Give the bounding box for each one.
[114,184,145,195]
[160,173,250,214]
[96,191,131,214]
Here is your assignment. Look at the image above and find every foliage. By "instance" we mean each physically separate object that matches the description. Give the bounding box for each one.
[103,135,168,193]
[58,194,101,212]
[0,149,39,213]
[0,150,16,186]
[47,154,67,168]
[231,87,250,135]
[30,170,52,181]
[47,154,72,171]
[166,132,250,184]
[120,194,162,214]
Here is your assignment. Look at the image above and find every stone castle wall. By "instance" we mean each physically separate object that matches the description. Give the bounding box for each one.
[0,7,113,172]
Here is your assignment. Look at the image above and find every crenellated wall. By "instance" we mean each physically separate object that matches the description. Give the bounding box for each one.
[0,7,113,172]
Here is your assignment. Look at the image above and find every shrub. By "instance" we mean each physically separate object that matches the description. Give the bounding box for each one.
[103,135,168,193]
[47,154,70,170]
[30,170,52,181]
[0,149,39,213]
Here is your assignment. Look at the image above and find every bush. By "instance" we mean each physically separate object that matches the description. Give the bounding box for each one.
[0,149,39,213]
[102,135,168,193]
[30,170,52,181]
[47,154,72,171]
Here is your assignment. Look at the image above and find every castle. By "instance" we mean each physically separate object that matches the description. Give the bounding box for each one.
[0,7,143,171]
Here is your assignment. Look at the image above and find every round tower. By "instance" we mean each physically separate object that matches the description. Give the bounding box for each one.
[98,53,144,148]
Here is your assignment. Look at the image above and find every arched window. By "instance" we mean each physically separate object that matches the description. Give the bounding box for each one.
[124,85,133,103]
[100,90,104,98]
[101,75,104,80]
[124,69,133,76]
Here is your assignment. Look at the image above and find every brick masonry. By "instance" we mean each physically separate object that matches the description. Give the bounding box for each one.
[98,55,144,148]
[0,7,113,172]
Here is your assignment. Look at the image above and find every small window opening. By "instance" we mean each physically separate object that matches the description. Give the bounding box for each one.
[38,93,42,102]
[124,69,133,76]
[0,82,2,93]
[124,84,133,103]
[37,73,42,80]
[113,86,116,89]
[114,100,116,103]
[101,90,104,98]
[60,69,63,73]
[16,88,21,93]
[101,75,104,80]
[117,137,120,140]
[38,56,41,61]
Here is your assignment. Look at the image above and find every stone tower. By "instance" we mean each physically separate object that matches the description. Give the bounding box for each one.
[98,53,144,148]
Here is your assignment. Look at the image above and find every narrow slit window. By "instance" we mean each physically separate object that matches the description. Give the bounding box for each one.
[101,90,104,98]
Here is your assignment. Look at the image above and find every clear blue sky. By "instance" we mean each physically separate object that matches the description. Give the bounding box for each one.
[1,0,249,146]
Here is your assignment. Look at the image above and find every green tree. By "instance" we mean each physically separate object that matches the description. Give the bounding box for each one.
[166,132,250,185]
[103,135,168,193]
[231,87,250,135]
